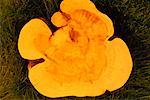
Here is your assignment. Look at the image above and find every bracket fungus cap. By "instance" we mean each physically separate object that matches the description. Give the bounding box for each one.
[18,0,133,98]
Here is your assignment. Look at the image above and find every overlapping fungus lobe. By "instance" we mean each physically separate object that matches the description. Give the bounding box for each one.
[51,12,69,27]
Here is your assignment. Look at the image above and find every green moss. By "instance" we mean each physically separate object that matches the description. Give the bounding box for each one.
[0,0,150,99]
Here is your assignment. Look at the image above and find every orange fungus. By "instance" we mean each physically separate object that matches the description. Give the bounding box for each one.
[18,0,132,98]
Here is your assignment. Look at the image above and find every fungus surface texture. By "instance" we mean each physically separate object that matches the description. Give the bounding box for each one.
[18,0,133,98]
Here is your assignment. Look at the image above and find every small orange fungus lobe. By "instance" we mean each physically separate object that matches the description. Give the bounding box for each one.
[51,11,68,27]
[18,18,52,60]
[18,0,133,98]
